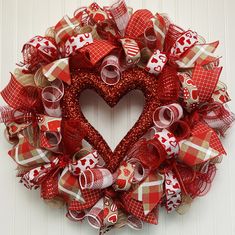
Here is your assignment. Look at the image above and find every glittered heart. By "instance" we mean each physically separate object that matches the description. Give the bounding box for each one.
[62,68,161,172]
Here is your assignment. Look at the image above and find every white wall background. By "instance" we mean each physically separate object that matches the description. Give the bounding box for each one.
[0,0,235,235]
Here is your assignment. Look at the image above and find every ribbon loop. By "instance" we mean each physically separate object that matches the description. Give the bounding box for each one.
[153,103,183,129]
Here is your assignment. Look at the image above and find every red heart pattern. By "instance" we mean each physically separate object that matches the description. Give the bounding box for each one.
[64,33,93,57]
[146,50,167,75]
[171,30,198,56]
[165,170,181,212]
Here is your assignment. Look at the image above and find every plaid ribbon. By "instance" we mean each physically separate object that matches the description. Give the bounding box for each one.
[42,58,71,85]
[86,197,104,229]
[54,15,80,45]
[79,168,116,190]
[192,64,222,103]
[58,167,85,203]
[175,41,219,68]
[132,173,164,216]
[109,0,130,36]
[69,189,102,211]
[178,123,225,166]
[8,134,55,167]
[0,106,14,123]
[164,170,181,213]
[20,157,60,189]
[41,85,63,118]
[1,74,40,110]
[80,39,117,65]
[192,122,226,154]
[125,9,153,38]
[121,190,159,224]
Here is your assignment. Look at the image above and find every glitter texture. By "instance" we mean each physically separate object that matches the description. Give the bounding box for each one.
[62,68,161,172]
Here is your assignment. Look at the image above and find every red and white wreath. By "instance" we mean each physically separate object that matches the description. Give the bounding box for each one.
[0,0,234,233]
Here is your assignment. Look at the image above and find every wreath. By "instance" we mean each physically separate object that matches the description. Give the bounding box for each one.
[0,0,234,233]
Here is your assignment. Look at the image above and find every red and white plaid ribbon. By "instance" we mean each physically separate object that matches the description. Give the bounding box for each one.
[79,168,116,190]
[86,197,104,229]
[125,9,153,39]
[80,39,117,65]
[69,150,99,176]
[8,134,55,167]
[146,50,168,76]
[58,167,85,203]
[153,103,183,129]
[54,15,80,45]
[0,106,14,123]
[109,0,130,36]
[42,58,71,85]
[1,74,40,110]
[192,64,222,103]
[175,41,219,68]
[178,123,226,166]
[41,85,63,118]
[165,170,181,212]
[132,173,164,215]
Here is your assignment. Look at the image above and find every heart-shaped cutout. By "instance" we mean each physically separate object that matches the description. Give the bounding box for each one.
[62,68,161,172]
[80,90,144,151]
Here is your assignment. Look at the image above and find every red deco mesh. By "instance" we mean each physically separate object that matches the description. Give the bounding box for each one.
[157,65,180,103]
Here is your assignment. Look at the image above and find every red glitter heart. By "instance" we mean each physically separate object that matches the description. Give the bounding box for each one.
[62,68,161,173]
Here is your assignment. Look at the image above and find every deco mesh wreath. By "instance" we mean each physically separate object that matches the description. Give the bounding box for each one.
[0,0,234,233]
